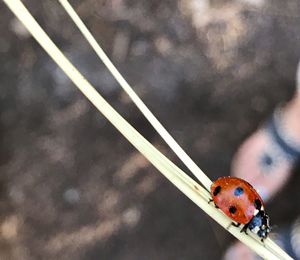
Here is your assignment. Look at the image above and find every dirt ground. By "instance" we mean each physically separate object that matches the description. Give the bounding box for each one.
[0,0,300,259]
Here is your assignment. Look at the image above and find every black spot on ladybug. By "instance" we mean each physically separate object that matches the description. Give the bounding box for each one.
[234,187,244,196]
[229,206,237,214]
[213,185,221,196]
[254,199,262,210]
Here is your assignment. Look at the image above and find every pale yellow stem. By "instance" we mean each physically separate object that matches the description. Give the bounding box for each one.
[57,0,212,191]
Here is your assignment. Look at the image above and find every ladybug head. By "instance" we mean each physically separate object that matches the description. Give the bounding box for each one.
[248,210,270,240]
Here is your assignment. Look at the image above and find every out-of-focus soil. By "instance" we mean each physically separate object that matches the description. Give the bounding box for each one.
[0,0,300,259]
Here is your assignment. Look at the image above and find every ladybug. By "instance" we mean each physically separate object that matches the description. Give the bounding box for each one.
[210,176,270,241]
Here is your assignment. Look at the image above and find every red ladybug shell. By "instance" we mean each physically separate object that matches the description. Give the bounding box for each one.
[210,176,264,224]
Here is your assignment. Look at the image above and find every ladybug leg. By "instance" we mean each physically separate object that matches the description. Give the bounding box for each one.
[226,222,240,230]
[208,199,219,208]
[240,223,249,234]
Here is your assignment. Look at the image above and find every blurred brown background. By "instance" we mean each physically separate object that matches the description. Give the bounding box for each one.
[0,0,300,259]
